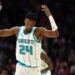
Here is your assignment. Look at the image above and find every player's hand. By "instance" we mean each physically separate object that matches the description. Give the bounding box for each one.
[41,5,51,17]
[0,2,2,11]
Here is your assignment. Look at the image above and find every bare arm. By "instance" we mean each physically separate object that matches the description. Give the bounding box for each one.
[36,5,59,38]
[0,26,19,37]
[41,51,53,72]
[37,27,59,38]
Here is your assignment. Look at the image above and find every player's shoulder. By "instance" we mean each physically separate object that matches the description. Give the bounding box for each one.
[10,26,19,31]
[11,26,19,28]
[35,27,46,32]
[16,26,25,30]
[34,27,46,35]
[12,26,24,36]
[36,27,44,29]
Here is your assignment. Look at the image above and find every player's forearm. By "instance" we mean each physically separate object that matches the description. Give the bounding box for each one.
[48,15,59,37]
[0,29,12,37]
[51,29,59,38]
[41,52,53,71]
[41,67,50,72]
[45,57,53,71]
[48,63,53,71]
[49,15,58,31]
[0,30,8,37]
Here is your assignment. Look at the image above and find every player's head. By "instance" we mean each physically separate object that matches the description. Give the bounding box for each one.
[24,12,37,32]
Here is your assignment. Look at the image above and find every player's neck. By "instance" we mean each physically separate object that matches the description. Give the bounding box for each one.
[24,29,31,34]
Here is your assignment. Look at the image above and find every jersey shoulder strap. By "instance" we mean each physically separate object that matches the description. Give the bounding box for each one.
[32,27,41,43]
[17,26,25,37]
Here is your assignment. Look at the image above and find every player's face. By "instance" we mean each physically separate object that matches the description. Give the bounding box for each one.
[24,19,36,32]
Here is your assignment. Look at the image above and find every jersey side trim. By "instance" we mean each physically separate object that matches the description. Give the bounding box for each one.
[41,71,48,74]
[17,27,21,37]
[33,28,41,43]
[18,61,38,68]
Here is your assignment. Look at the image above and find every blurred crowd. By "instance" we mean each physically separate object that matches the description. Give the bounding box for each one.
[0,0,75,75]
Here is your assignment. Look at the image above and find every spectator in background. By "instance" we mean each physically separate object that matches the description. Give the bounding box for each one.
[68,49,75,66]
[0,61,3,73]
[54,61,69,75]
[0,50,7,64]
[10,63,16,75]
[0,68,8,75]
[57,68,66,75]
[70,65,75,75]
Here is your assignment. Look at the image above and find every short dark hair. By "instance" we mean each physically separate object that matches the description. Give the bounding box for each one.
[25,12,38,21]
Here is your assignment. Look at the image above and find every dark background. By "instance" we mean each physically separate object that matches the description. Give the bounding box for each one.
[0,0,75,75]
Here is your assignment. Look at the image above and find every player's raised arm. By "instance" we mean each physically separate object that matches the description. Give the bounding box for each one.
[41,51,53,72]
[37,27,59,38]
[0,26,19,37]
[38,5,59,38]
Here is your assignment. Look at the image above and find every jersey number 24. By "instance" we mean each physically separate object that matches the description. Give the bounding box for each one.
[19,45,33,55]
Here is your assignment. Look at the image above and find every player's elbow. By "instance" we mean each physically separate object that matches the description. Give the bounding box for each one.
[53,30,59,38]
[48,30,59,38]
[55,32,59,38]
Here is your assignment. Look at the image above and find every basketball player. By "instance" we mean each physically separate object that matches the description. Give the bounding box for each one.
[0,5,59,75]
[41,49,53,75]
